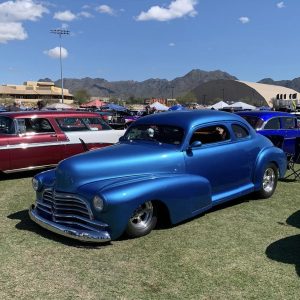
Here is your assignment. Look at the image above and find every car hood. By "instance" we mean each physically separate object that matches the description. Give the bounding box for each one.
[54,142,185,192]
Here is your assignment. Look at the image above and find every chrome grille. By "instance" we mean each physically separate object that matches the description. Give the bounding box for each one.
[36,189,107,231]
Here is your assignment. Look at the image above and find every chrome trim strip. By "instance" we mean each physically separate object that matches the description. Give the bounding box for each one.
[29,205,111,243]
[3,164,57,174]
[0,141,67,150]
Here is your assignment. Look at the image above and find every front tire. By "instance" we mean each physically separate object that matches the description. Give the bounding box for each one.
[125,201,157,238]
[256,163,278,199]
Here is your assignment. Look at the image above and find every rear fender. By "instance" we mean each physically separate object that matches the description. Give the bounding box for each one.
[253,146,287,189]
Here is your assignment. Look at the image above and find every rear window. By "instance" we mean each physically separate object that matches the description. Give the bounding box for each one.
[281,117,297,129]
[240,116,263,129]
[56,118,88,131]
[232,124,249,139]
[56,117,111,131]
[264,118,280,130]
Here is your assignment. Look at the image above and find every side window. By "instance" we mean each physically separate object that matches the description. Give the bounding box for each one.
[21,118,55,133]
[281,117,296,129]
[264,118,280,130]
[32,118,55,133]
[82,117,111,131]
[56,117,89,131]
[0,117,15,134]
[232,124,249,139]
[189,125,230,145]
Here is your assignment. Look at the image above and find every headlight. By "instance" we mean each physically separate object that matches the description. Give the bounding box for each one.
[93,195,104,212]
[32,177,40,191]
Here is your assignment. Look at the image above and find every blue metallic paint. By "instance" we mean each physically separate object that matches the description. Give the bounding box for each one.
[29,110,287,242]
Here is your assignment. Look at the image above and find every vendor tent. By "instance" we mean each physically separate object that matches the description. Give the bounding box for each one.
[45,103,73,110]
[207,101,229,110]
[80,99,104,108]
[150,102,168,111]
[228,101,256,110]
[100,103,127,111]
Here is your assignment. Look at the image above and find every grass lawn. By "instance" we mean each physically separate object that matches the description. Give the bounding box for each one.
[0,172,299,299]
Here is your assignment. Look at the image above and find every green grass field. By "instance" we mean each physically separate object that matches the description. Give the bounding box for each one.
[0,172,299,299]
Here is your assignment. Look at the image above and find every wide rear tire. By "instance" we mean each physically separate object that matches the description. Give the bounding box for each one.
[256,163,278,199]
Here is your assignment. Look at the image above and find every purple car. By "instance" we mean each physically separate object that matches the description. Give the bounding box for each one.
[236,111,300,154]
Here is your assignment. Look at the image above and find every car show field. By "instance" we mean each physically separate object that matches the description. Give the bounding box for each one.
[0,172,299,299]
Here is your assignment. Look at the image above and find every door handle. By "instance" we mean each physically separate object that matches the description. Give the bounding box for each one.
[50,134,57,137]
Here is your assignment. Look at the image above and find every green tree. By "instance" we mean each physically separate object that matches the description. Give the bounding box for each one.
[74,90,91,105]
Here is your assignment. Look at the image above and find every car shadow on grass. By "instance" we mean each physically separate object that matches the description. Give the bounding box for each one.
[7,209,111,248]
[265,210,300,277]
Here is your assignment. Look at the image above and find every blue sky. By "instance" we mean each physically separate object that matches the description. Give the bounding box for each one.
[0,0,299,85]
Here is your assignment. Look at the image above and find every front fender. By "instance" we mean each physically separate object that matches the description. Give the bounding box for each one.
[78,174,212,240]
[253,146,287,189]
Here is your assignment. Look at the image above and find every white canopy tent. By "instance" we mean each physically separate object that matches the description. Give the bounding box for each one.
[207,101,229,110]
[45,103,73,110]
[150,102,169,111]
[228,101,256,110]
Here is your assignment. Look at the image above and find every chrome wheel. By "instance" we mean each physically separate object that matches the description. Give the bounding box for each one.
[262,167,276,193]
[256,163,278,199]
[125,201,157,238]
[129,201,154,230]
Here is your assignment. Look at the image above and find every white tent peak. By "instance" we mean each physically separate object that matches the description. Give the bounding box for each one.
[207,101,228,110]
[150,102,169,111]
[228,101,256,110]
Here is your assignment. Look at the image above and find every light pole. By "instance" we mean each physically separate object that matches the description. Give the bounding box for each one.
[50,29,70,103]
[221,88,225,101]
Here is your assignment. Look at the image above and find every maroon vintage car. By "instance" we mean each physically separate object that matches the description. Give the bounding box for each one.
[0,111,125,173]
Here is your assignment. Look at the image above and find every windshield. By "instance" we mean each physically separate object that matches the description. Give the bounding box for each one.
[123,124,184,146]
[240,116,264,129]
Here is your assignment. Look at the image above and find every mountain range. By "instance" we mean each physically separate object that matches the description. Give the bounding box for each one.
[41,69,300,100]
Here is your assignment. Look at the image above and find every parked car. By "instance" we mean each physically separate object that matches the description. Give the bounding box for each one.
[0,111,125,173]
[290,112,300,128]
[29,110,287,243]
[236,111,300,154]
[96,110,140,129]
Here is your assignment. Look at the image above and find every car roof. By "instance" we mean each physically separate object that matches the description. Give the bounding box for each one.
[0,110,100,118]
[134,110,248,130]
[236,111,294,121]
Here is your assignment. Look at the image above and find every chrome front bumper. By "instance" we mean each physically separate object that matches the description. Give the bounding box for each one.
[29,204,111,243]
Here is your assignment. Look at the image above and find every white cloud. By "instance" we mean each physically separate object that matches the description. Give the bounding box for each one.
[44,47,68,59]
[169,42,175,47]
[136,0,198,22]
[54,10,77,22]
[0,0,48,43]
[0,22,27,43]
[78,11,93,18]
[239,16,250,24]
[61,23,69,30]
[96,5,115,16]
[277,2,285,9]
[0,0,48,22]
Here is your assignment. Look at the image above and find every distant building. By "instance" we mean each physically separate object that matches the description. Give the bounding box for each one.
[144,98,168,106]
[192,79,299,108]
[0,81,74,105]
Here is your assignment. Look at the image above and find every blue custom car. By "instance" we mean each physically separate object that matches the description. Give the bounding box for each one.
[236,111,300,154]
[29,110,287,243]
